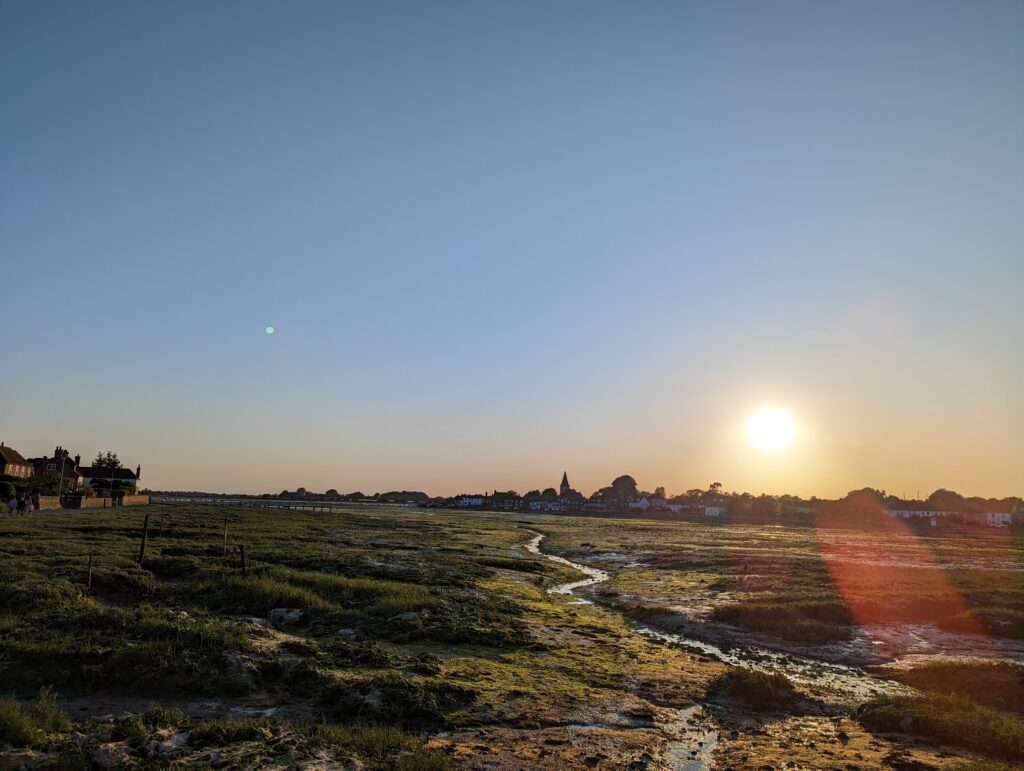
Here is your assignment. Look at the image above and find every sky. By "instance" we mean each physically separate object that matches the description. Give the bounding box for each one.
[2,1,1022,499]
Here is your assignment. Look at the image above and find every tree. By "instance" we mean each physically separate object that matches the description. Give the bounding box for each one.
[93,451,122,470]
[709,482,722,494]
[28,473,68,496]
[541,488,559,502]
[926,489,965,511]
[0,481,14,500]
[653,486,666,499]
[610,475,639,503]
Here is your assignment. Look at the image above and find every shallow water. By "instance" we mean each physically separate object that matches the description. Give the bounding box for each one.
[524,532,609,594]
[663,705,719,771]
[524,530,901,702]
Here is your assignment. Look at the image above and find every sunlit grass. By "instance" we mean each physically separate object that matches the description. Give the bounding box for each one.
[856,692,1024,760]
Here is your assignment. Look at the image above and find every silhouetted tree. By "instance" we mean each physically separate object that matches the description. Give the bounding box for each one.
[611,475,639,503]
[927,488,965,510]
[93,451,122,470]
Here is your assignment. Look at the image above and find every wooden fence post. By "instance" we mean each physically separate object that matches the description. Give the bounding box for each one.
[222,515,229,556]
[138,513,150,565]
[239,544,247,576]
[87,551,93,590]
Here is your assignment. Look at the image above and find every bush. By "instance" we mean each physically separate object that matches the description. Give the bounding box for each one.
[0,481,15,500]
[887,661,1024,713]
[0,686,71,747]
[322,673,475,728]
[709,668,797,711]
[198,566,437,619]
[710,600,854,643]
[938,608,1024,639]
[855,693,1024,760]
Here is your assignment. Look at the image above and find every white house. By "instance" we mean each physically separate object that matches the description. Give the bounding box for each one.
[886,508,1012,527]
[529,501,562,512]
[969,511,1013,527]
[704,506,725,517]
[886,509,953,520]
[79,464,141,491]
[629,497,650,510]
[458,495,484,508]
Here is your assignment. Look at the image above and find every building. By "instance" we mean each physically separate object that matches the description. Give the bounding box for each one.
[457,494,485,508]
[557,472,585,512]
[704,506,725,517]
[0,443,33,479]
[629,497,650,510]
[885,506,1013,528]
[29,446,84,485]
[79,464,141,491]
[977,511,1012,527]
[491,491,523,511]
[529,500,561,512]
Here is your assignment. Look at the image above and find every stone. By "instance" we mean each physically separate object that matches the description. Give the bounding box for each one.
[388,611,420,623]
[335,628,359,641]
[158,732,190,754]
[267,608,304,626]
[93,742,132,768]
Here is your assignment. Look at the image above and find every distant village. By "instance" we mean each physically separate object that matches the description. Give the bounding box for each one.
[5,441,1019,529]
[0,440,146,509]
[183,471,1022,531]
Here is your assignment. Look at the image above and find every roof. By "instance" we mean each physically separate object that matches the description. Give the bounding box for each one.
[0,445,29,466]
[78,466,138,480]
[561,471,570,487]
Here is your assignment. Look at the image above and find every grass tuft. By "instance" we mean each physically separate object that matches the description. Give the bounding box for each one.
[0,686,71,747]
[855,692,1024,760]
[708,667,798,711]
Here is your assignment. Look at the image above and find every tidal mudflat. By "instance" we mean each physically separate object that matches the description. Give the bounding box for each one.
[1,505,1021,768]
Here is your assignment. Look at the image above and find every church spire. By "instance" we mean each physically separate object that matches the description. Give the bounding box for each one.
[560,471,570,496]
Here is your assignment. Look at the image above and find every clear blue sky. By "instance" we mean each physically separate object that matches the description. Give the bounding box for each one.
[2,1,1022,497]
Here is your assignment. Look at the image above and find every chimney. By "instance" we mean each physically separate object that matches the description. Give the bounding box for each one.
[136,464,142,479]
[74,454,81,468]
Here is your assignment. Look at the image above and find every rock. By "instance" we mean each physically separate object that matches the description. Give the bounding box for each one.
[336,628,359,641]
[388,611,420,623]
[93,742,132,768]
[899,716,914,732]
[158,731,190,754]
[267,608,304,626]
[195,750,221,765]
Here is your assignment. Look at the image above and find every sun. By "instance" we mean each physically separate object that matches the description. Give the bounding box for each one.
[747,408,796,451]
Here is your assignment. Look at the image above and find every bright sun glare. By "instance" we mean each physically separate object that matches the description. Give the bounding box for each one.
[747,408,796,451]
